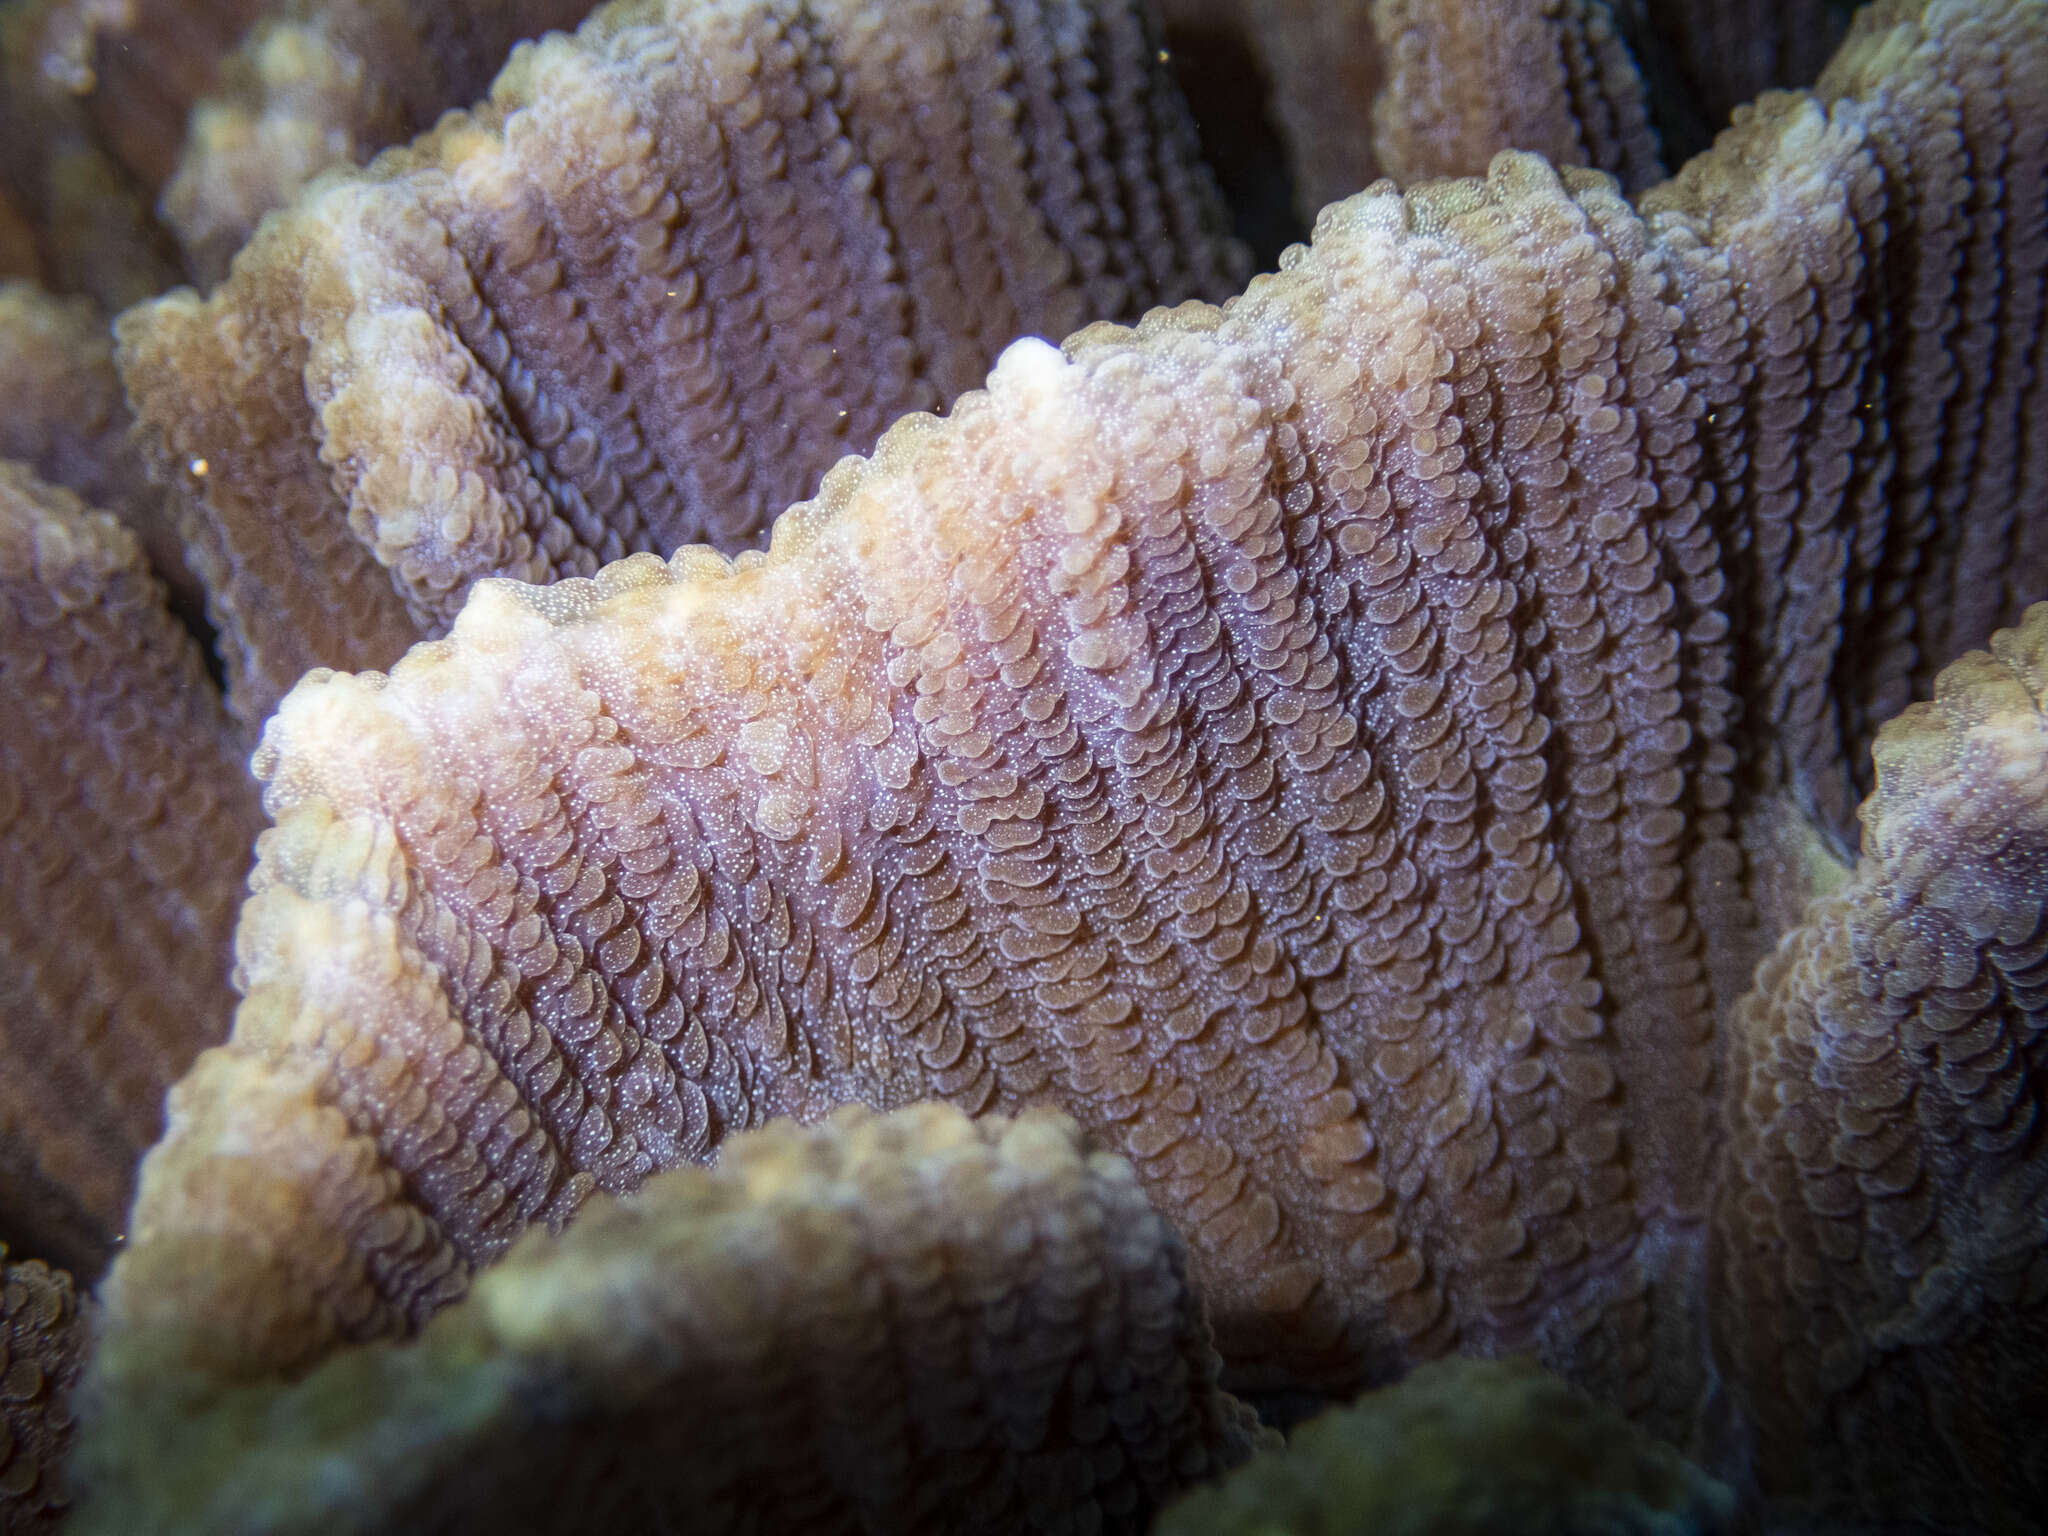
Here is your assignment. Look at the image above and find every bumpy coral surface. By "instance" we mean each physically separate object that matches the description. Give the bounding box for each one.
[90,7,2048,1530]
[81,1104,1268,1535]
[0,463,259,1280]
[0,1246,86,1536]
[1713,606,2048,1532]
[118,0,1247,726]
[1158,1355,1735,1535]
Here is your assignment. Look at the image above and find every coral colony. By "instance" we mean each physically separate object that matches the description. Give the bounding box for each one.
[2,0,2046,1531]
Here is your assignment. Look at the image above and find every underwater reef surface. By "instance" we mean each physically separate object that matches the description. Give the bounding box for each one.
[1,0,2045,1531]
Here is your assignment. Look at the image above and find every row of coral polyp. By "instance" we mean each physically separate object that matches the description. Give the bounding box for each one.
[2,0,2046,1532]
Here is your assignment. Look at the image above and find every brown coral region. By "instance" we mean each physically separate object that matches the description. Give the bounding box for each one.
[0,0,2024,1529]
[93,12,2048,1528]
[0,463,259,1280]
[3,0,272,201]
[1712,606,2048,1531]
[0,1245,87,1536]
[82,1104,1268,1535]
[0,186,40,283]
[116,0,1247,728]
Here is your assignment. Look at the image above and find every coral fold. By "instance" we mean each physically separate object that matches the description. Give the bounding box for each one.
[1158,1356,1734,1535]
[0,463,258,1279]
[1713,605,2048,1530]
[117,0,1246,726]
[80,1104,1266,1535]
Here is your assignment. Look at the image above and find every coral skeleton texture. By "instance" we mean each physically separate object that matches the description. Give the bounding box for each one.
[71,2,2048,1530]
[1715,614,2048,1523]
